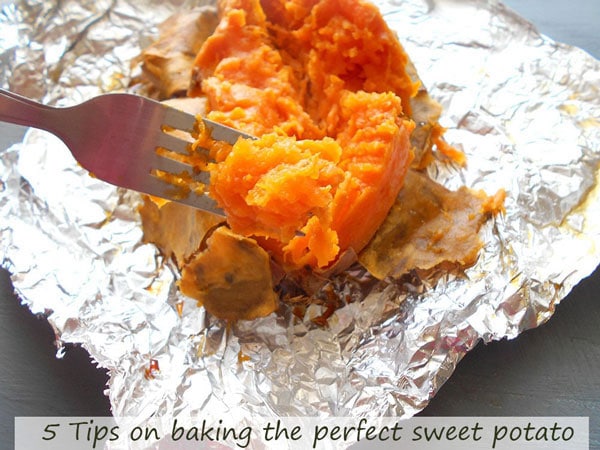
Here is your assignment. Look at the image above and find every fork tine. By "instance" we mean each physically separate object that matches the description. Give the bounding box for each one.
[161,104,197,133]
[160,101,253,144]
[202,117,255,143]
[151,154,208,179]
[156,132,193,156]
[141,174,223,213]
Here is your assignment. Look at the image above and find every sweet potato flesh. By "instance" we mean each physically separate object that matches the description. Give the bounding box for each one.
[191,0,417,270]
[136,0,504,322]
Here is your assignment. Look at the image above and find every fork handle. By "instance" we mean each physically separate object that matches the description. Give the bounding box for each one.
[0,88,62,136]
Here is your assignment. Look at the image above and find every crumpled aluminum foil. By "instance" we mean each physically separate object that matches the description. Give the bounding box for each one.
[1,0,599,447]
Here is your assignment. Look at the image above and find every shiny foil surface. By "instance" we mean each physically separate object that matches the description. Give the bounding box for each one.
[1,0,599,447]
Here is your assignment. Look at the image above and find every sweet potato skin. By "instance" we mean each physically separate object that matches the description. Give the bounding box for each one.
[179,226,279,321]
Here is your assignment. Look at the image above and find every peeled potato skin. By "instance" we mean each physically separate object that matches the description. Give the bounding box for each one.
[179,226,279,321]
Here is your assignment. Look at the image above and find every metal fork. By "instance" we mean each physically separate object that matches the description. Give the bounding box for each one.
[0,88,252,214]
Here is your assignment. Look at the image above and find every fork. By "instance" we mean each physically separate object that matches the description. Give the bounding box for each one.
[0,88,252,214]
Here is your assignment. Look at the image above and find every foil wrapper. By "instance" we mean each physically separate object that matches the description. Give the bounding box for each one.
[1,0,600,448]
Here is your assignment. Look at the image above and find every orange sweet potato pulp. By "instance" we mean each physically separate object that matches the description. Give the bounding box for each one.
[190,0,417,270]
[190,0,321,139]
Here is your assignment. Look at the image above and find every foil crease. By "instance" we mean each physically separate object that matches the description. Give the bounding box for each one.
[1,0,599,448]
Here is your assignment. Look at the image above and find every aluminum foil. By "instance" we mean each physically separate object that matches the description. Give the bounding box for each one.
[1,0,600,448]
